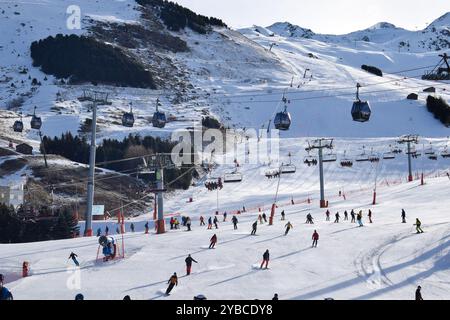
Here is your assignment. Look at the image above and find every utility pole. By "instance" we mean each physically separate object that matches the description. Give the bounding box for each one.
[306,138,334,208]
[398,135,419,182]
[85,91,108,237]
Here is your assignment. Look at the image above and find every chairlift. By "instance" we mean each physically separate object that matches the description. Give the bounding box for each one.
[304,152,318,166]
[391,145,402,154]
[322,150,337,163]
[428,153,438,161]
[422,53,450,81]
[340,151,353,167]
[13,114,24,132]
[355,146,369,162]
[368,148,380,163]
[280,152,296,173]
[424,143,435,155]
[274,104,292,131]
[152,98,167,128]
[223,171,243,183]
[382,152,396,160]
[30,106,42,130]
[441,146,450,158]
[122,103,135,127]
[351,83,371,122]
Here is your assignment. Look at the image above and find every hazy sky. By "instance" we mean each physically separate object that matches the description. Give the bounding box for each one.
[173,0,450,34]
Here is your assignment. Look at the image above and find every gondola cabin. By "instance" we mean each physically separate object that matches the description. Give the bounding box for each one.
[13,120,24,132]
[30,106,42,130]
[351,83,371,122]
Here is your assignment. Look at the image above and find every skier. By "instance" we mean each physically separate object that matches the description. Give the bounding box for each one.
[262,212,267,223]
[208,217,213,229]
[325,210,330,221]
[251,221,258,235]
[258,214,263,224]
[209,234,217,249]
[96,228,101,237]
[68,252,80,267]
[334,212,340,223]
[260,249,270,269]
[284,222,293,235]
[200,216,205,226]
[344,211,348,221]
[415,286,423,300]
[356,211,363,227]
[368,209,373,223]
[165,273,178,295]
[0,274,13,300]
[185,254,198,275]
[306,213,314,224]
[414,218,424,234]
[281,210,285,221]
[272,293,279,300]
[130,223,135,233]
[213,216,219,229]
[232,215,238,230]
[186,217,192,231]
[223,212,227,222]
[401,209,406,223]
[144,222,149,234]
[312,230,319,248]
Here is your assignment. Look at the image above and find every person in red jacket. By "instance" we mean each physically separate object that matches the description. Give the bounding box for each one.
[209,234,217,249]
[312,230,319,247]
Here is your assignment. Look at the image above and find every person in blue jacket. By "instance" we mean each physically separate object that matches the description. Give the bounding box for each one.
[0,275,13,300]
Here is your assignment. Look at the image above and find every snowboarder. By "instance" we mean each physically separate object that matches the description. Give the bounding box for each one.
[281,210,285,221]
[68,252,79,267]
[272,293,279,300]
[415,286,423,300]
[351,210,356,223]
[166,273,178,295]
[334,212,340,223]
[185,254,198,275]
[96,228,101,237]
[325,210,330,221]
[0,274,13,300]
[213,216,219,229]
[209,234,217,249]
[312,230,319,247]
[232,215,238,230]
[223,212,227,222]
[262,212,267,223]
[414,218,424,234]
[208,217,213,229]
[186,217,192,231]
[260,249,270,269]
[401,209,406,223]
[344,211,348,221]
[130,223,135,233]
[200,216,205,226]
[251,221,258,235]
[284,222,293,235]
[368,210,373,223]
[357,211,363,227]
[144,222,149,234]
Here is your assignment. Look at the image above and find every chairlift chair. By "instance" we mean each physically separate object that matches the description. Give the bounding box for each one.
[355,146,369,162]
[280,164,297,174]
[340,151,353,167]
[322,151,337,163]
[382,152,395,160]
[351,83,371,122]
[30,106,42,130]
[441,146,450,158]
[223,172,243,183]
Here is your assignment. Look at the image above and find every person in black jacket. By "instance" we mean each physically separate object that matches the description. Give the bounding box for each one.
[262,213,267,223]
[272,293,279,300]
[251,221,258,235]
[260,250,270,269]
[401,209,406,223]
[232,216,238,230]
[166,273,178,295]
[0,274,13,300]
[68,252,80,267]
[415,286,423,300]
[185,254,198,275]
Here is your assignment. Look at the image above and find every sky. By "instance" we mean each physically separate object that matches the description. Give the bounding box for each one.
[173,0,450,34]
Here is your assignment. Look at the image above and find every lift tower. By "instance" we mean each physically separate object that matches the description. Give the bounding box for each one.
[397,135,419,182]
[306,138,334,208]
